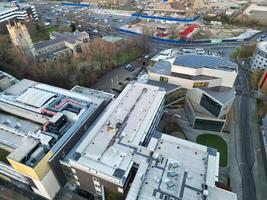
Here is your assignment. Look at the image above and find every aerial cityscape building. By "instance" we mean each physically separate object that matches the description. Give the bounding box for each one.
[0,0,267,199]
[61,82,237,200]
[184,86,235,132]
[7,21,90,59]
[251,41,267,71]
[0,76,113,199]
[0,1,38,33]
[148,54,238,89]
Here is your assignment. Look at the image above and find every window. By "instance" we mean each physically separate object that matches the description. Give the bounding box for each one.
[200,94,221,117]
[71,168,76,174]
[93,177,99,182]
[194,119,224,132]
[193,82,209,88]
[159,76,168,83]
[95,188,102,195]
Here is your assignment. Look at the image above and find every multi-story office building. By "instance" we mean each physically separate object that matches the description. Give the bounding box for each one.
[126,133,237,200]
[0,1,38,33]
[184,86,235,132]
[148,54,237,132]
[61,82,165,198]
[251,41,267,71]
[0,78,113,199]
[148,55,238,89]
[61,82,237,200]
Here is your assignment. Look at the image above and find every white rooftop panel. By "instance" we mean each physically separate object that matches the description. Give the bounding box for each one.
[16,87,55,108]
[70,82,165,185]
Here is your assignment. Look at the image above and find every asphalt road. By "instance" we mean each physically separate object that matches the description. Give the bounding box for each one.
[236,67,257,200]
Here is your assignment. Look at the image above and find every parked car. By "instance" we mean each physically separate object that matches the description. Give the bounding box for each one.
[144,54,149,59]
[125,64,135,72]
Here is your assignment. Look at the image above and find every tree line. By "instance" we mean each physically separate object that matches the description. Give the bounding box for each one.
[0,35,148,89]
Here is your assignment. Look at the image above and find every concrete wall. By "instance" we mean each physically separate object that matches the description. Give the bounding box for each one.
[72,166,134,198]
[148,66,237,89]
[49,101,107,187]
[186,88,234,119]
[171,65,237,88]
[31,170,60,200]
[148,71,221,89]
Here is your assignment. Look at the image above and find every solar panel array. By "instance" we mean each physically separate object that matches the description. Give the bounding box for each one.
[173,55,237,70]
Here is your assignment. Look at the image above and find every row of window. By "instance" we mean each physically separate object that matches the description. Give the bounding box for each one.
[256,48,267,58]
[200,94,222,117]
[193,82,209,88]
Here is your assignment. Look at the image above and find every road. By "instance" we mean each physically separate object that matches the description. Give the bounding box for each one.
[235,69,257,200]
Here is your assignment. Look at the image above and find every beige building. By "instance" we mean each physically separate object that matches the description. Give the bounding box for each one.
[6,21,36,58]
[7,21,90,60]
[34,31,90,59]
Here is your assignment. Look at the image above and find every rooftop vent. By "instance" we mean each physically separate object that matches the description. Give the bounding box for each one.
[154,176,160,183]
[14,123,22,129]
[167,171,178,178]
[4,120,11,125]
[166,181,175,189]
[203,189,209,196]
[169,162,179,170]
[188,174,192,179]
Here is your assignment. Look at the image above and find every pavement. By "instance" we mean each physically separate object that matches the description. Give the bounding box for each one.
[232,67,267,200]
[90,55,149,92]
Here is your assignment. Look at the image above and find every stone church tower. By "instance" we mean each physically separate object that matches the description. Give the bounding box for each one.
[6,21,36,58]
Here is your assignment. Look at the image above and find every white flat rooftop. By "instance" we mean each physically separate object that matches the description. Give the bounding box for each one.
[127,134,237,200]
[66,81,237,200]
[0,79,109,167]
[69,82,165,185]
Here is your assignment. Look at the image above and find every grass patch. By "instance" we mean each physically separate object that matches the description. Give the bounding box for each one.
[251,70,263,90]
[31,25,71,43]
[196,134,228,167]
[257,99,267,119]
[230,43,257,60]
[114,47,145,66]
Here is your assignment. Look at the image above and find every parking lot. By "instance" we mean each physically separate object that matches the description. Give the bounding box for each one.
[34,3,136,37]
[91,54,150,92]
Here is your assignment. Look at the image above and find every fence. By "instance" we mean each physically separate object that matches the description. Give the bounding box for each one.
[132,13,199,22]
[61,2,90,7]
[117,28,265,45]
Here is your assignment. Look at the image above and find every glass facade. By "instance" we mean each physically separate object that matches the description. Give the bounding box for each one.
[194,119,224,132]
[200,94,221,117]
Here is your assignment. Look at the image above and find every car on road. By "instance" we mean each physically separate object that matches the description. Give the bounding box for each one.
[144,54,149,59]
[125,64,135,72]
[196,48,205,55]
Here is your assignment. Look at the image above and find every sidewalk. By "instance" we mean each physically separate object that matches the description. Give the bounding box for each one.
[250,98,267,200]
